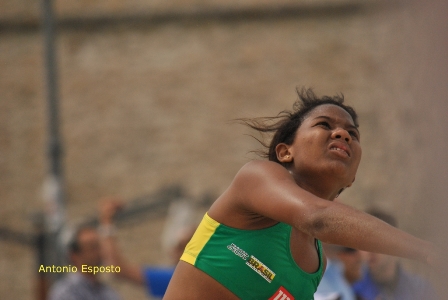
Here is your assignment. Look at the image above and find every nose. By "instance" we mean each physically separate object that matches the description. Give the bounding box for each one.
[331,128,352,143]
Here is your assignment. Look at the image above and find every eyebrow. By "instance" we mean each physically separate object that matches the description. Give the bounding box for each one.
[313,115,360,134]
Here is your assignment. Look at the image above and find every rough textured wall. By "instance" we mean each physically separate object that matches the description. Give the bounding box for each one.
[0,0,366,19]
[1,0,447,299]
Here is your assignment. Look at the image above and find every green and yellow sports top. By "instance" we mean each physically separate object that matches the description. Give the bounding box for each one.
[180,213,324,300]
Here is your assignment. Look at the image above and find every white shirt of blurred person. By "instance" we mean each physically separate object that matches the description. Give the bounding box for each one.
[315,244,363,300]
[353,209,439,300]
[98,199,195,299]
[48,226,121,300]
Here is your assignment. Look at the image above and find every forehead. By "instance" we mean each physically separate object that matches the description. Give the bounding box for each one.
[304,104,355,125]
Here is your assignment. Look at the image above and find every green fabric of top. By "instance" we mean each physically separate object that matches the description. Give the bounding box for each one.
[186,213,324,300]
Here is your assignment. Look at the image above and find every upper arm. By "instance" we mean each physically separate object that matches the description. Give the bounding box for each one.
[214,160,434,264]
[230,160,331,235]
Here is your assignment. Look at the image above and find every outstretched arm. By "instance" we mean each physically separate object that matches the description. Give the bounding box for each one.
[98,198,145,285]
[231,160,440,265]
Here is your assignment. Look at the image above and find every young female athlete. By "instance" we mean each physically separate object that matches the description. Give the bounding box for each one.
[163,88,439,300]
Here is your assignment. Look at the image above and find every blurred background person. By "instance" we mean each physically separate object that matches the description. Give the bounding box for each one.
[98,198,196,299]
[337,247,364,288]
[48,225,121,300]
[353,208,438,300]
[315,197,365,300]
[315,243,364,300]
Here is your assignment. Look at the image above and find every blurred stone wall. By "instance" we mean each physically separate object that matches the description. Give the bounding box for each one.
[1,0,447,299]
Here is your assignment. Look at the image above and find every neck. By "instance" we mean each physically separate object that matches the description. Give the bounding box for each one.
[289,169,342,200]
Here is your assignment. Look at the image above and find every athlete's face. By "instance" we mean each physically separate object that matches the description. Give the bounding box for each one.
[287,104,362,190]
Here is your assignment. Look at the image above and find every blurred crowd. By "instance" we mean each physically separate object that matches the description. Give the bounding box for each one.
[46,197,196,300]
[314,208,438,300]
[45,199,438,300]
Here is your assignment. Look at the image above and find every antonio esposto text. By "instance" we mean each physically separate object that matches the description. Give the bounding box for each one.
[39,264,121,275]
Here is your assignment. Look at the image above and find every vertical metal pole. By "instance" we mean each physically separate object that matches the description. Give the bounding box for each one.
[34,214,49,300]
[41,0,66,293]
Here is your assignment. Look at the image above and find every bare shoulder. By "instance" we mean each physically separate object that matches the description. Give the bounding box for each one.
[239,159,283,171]
[235,160,290,183]
[227,160,296,210]
[208,160,290,228]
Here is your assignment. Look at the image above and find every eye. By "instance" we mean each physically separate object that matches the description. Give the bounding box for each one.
[349,130,359,140]
[316,121,331,129]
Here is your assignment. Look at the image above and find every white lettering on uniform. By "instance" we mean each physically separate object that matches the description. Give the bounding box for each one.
[272,291,290,300]
[227,243,249,260]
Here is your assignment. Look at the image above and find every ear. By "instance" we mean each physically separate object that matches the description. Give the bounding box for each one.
[275,143,293,163]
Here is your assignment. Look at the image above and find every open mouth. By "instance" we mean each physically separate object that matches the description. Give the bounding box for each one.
[330,146,350,157]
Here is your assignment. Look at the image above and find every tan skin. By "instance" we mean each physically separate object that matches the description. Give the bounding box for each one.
[164,104,438,299]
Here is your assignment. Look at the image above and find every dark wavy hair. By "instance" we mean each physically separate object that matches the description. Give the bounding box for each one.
[238,87,359,166]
